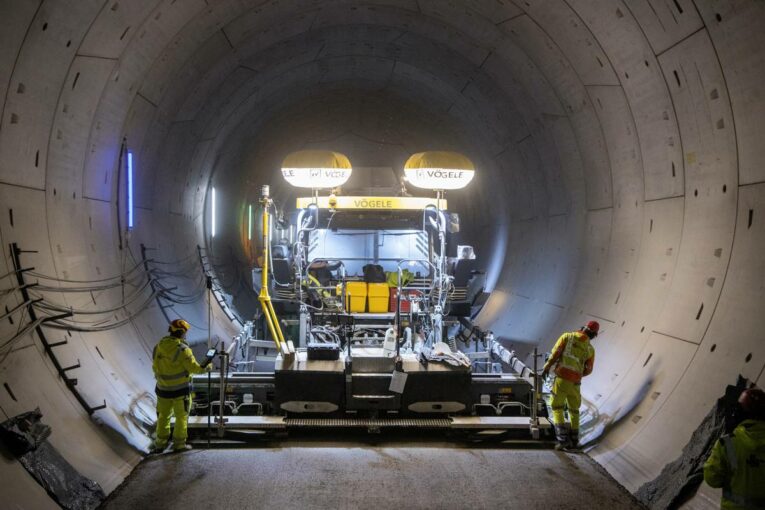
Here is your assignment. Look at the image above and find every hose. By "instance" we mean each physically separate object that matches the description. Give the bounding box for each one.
[26,260,147,284]
[31,278,153,314]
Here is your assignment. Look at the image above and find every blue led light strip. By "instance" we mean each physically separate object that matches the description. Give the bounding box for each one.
[211,187,216,237]
[127,151,134,229]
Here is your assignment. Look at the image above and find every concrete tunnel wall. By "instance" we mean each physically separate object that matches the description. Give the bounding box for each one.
[0,0,763,507]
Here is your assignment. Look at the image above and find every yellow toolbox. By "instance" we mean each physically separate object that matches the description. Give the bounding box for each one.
[345,281,367,312]
[367,283,390,313]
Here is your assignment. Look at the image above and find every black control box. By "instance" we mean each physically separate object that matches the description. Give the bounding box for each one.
[306,343,341,361]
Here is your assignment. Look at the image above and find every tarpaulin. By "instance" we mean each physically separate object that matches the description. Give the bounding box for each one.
[1,408,105,510]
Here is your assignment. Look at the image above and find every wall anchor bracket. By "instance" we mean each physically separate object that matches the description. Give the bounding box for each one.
[10,243,107,415]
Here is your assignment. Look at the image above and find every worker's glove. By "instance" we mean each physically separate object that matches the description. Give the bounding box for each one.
[204,363,214,372]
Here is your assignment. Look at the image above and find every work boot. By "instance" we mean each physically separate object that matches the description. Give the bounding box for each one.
[149,442,167,454]
[172,443,192,452]
[554,424,570,451]
[567,430,580,451]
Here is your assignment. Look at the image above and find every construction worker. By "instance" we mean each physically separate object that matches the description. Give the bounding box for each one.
[541,320,599,450]
[704,387,765,509]
[151,319,211,453]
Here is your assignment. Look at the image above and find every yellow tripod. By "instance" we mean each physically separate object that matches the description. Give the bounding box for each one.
[258,189,294,360]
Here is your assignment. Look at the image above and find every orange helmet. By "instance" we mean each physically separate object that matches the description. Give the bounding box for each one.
[169,319,191,335]
[584,320,600,335]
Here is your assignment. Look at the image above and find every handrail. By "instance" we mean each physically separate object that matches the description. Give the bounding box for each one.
[308,256,429,263]
[306,256,435,279]
[395,259,436,356]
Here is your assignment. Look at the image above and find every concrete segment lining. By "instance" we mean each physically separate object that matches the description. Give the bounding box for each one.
[0,0,763,508]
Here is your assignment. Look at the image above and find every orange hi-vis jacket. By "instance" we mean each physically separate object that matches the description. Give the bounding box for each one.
[543,331,595,383]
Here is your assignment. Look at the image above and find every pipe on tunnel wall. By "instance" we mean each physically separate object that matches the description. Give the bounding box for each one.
[0,0,763,507]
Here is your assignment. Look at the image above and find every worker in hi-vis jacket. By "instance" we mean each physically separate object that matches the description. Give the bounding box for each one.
[151,319,212,453]
[541,321,599,450]
[704,387,765,509]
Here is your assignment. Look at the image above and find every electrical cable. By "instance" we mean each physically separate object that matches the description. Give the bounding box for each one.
[153,275,206,294]
[149,265,200,278]
[155,280,207,304]
[2,242,223,340]
[0,268,24,282]
[31,278,153,315]
[0,299,38,321]
[26,260,147,284]
[33,272,148,293]
[0,288,23,308]
[146,253,198,266]
[0,318,42,352]
[0,304,34,365]
[36,291,159,331]
[0,319,44,367]
[163,305,208,331]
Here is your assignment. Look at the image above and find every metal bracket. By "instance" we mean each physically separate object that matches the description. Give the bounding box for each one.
[41,311,74,323]
[10,243,107,415]
[90,400,107,412]
[62,360,81,372]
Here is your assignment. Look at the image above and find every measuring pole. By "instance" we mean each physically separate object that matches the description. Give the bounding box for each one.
[206,274,212,448]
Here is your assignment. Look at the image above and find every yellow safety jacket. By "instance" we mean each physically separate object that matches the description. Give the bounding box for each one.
[386,269,414,288]
[152,336,205,398]
[704,419,765,510]
[543,331,594,383]
[303,273,331,299]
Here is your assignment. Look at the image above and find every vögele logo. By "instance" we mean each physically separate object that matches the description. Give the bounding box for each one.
[353,198,393,208]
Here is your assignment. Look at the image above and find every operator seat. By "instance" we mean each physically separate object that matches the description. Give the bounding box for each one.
[452,258,478,287]
[271,244,293,286]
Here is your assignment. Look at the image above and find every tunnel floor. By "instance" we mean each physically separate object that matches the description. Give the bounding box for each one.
[101,442,643,510]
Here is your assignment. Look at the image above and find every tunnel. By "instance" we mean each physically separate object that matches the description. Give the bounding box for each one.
[1,1,763,509]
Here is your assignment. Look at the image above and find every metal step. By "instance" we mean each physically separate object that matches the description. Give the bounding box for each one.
[285,418,452,428]
[187,415,286,429]
[450,416,552,430]
[186,415,550,431]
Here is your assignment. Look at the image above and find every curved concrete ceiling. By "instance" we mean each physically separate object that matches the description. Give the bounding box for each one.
[1,0,764,506]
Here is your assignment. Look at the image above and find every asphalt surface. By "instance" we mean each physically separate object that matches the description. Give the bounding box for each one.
[101,440,644,510]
